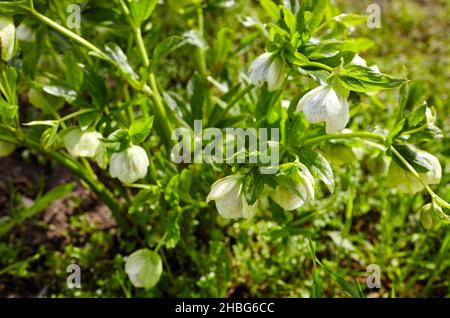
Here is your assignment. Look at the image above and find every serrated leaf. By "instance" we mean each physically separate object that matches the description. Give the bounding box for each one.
[336,64,407,92]
[243,168,264,205]
[129,116,154,144]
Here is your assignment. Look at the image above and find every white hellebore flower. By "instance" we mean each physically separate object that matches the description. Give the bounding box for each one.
[0,16,16,61]
[271,165,315,211]
[296,85,349,134]
[206,174,257,219]
[110,145,149,184]
[387,151,441,194]
[249,52,285,92]
[64,128,102,158]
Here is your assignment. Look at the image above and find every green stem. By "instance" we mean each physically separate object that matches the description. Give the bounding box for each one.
[134,26,150,67]
[400,123,429,136]
[196,5,207,77]
[303,131,387,147]
[59,108,96,123]
[306,61,333,72]
[31,11,110,61]
[149,73,172,148]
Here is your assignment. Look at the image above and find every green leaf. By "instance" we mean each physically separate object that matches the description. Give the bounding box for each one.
[334,13,367,27]
[125,249,162,290]
[308,0,327,33]
[152,36,186,65]
[260,0,279,20]
[392,144,433,173]
[78,110,100,130]
[0,0,30,15]
[104,43,138,80]
[243,168,264,205]
[63,51,84,90]
[187,73,206,120]
[0,64,17,105]
[0,98,18,124]
[269,197,288,225]
[129,116,154,144]
[322,265,363,298]
[0,183,75,236]
[129,0,158,26]
[42,85,78,103]
[281,7,296,35]
[299,149,334,192]
[336,64,407,92]
[104,129,130,152]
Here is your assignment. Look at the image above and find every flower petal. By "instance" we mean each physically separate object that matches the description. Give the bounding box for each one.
[297,86,329,123]
[267,57,285,92]
[206,174,241,202]
[325,90,349,133]
[249,52,271,86]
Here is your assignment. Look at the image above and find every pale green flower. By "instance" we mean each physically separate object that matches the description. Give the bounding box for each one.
[206,173,257,219]
[271,164,315,211]
[249,52,285,92]
[0,16,17,61]
[387,151,441,193]
[109,145,149,184]
[64,128,102,158]
[296,85,349,134]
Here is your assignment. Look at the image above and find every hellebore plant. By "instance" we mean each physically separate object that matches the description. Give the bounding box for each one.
[0,0,448,292]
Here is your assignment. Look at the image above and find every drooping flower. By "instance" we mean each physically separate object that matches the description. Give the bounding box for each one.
[387,150,442,193]
[109,145,149,184]
[64,128,102,158]
[0,16,16,61]
[296,85,349,134]
[249,52,285,92]
[206,173,257,219]
[124,249,162,289]
[271,164,315,211]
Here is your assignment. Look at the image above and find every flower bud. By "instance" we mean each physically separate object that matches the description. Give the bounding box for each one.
[249,52,285,92]
[206,173,257,219]
[0,16,17,62]
[296,85,349,134]
[63,128,102,158]
[109,145,149,184]
[271,164,315,211]
[387,151,441,194]
[41,127,62,152]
